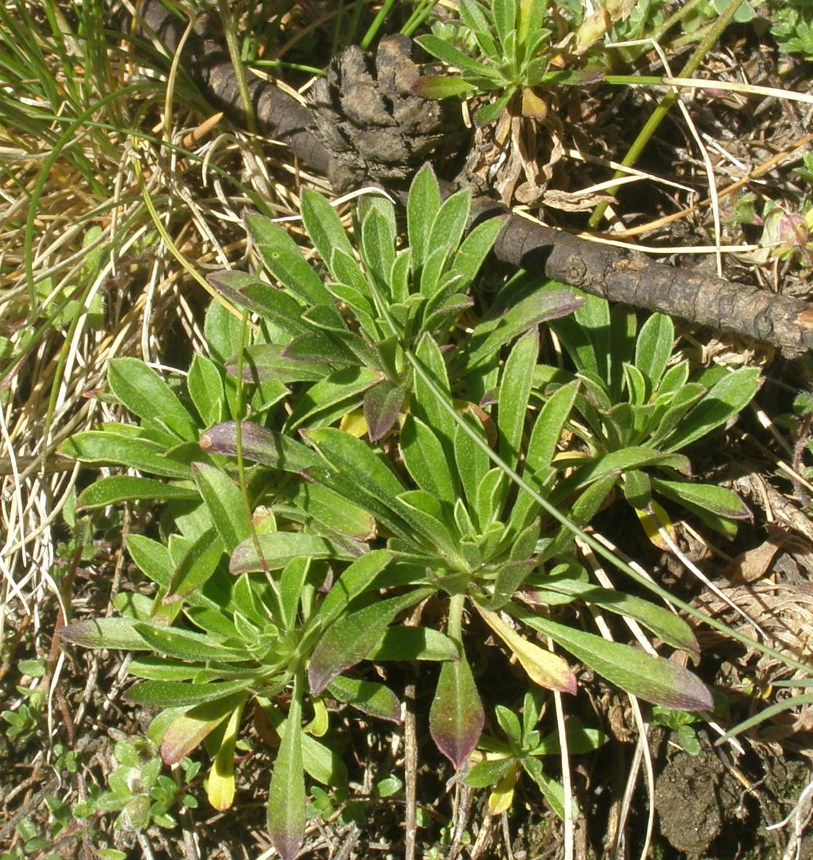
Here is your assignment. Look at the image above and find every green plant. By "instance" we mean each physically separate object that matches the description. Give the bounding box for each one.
[74,737,199,831]
[414,0,606,123]
[534,288,761,537]
[466,691,606,816]
[2,661,46,745]
[0,794,72,860]
[60,167,763,859]
[651,705,702,755]
[210,171,511,441]
[770,0,813,60]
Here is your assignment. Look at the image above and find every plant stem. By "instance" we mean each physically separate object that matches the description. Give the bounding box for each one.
[217,0,257,135]
[587,0,746,228]
[447,592,466,641]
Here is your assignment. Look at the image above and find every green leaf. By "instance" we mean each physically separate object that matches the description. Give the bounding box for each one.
[650,478,750,520]
[278,557,310,632]
[281,331,357,368]
[400,415,458,505]
[414,75,478,100]
[473,88,515,124]
[285,481,375,541]
[662,368,761,452]
[303,427,407,506]
[59,617,151,650]
[430,653,484,768]
[360,207,396,293]
[108,358,196,438]
[425,189,471,287]
[232,343,331,384]
[368,626,459,662]
[526,380,578,475]
[301,189,354,274]
[492,0,517,50]
[166,526,224,602]
[132,623,244,662]
[192,463,251,552]
[539,579,700,653]
[468,282,582,366]
[245,213,332,306]
[522,755,570,819]
[61,432,192,478]
[287,366,381,430]
[412,333,455,444]
[552,447,691,501]
[204,298,244,365]
[327,676,401,722]
[77,476,198,509]
[230,532,352,574]
[408,164,442,269]
[128,679,253,707]
[415,34,494,77]
[515,610,714,711]
[466,757,515,788]
[207,271,310,335]
[308,588,432,695]
[454,411,491,509]
[498,328,538,471]
[188,355,225,426]
[450,215,505,288]
[268,685,305,860]
[634,313,674,394]
[395,489,460,556]
[315,549,392,629]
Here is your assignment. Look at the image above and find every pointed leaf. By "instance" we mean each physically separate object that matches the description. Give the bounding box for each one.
[108,357,196,437]
[230,532,352,574]
[308,588,432,695]
[78,476,198,509]
[268,687,305,860]
[475,605,576,693]
[58,617,151,650]
[192,463,251,552]
[327,676,401,723]
[515,610,714,711]
[245,213,332,306]
[430,654,484,768]
[61,432,192,478]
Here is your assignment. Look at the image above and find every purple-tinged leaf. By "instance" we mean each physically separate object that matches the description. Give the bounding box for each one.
[429,654,484,768]
[200,421,319,474]
[308,588,432,695]
[363,380,406,442]
[58,617,150,651]
[268,689,305,860]
[161,693,247,764]
[516,611,713,711]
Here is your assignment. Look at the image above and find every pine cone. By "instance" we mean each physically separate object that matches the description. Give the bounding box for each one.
[309,35,458,191]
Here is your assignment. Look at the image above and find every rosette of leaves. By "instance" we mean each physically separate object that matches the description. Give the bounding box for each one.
[466,691,606,817]
[203,320,714,779]
[207,165,508,442]
[414,0,604,123]
[530,283,761,538]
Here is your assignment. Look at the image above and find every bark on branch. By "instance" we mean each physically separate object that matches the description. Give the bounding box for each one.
[132,0,813,357]
[470,198,813,358]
